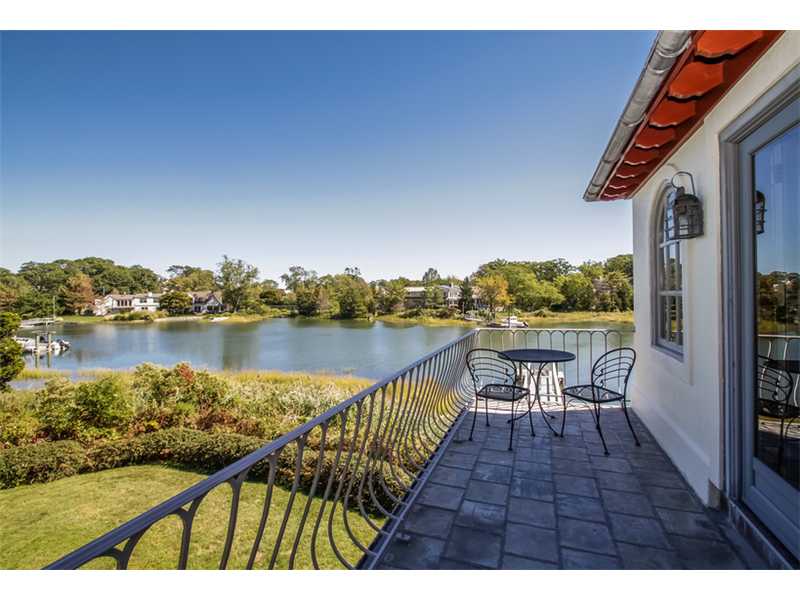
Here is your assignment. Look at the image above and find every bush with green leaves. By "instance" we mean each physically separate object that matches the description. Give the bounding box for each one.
[0,440,86,488]
[0,312,24,391]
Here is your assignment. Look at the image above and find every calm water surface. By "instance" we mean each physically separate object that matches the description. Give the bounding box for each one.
[24,318,633,381]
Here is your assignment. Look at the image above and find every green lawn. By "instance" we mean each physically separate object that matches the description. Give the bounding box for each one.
[0,464,383,570]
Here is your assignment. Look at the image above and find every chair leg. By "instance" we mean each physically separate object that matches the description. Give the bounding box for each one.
[560,394,568,437]
[592,403,610,455]
[485,396,490,427]
[469,393,479,441]
[777,415,786,472]
[508,400,515,451]
[621,400,641,446]
[527,393,535,437]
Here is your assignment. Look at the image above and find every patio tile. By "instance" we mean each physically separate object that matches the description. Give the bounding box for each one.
[556,493,606,522]
[669,536,745,569]
[589,455,633,474]
[443,526,503,569]
[656,508,723,541]
[553,474,599,498]
[382,535,445,569]
[551,458,594,477]
[440,451,478,470]
[465,480,509,506]
[601,489,655,517]
[608,513,671,549]
[418,483,465,511]
[507,497,557,529]
[510,477,555,502]
[472,462,512,485]
[402,504,455,539]
[501,555,559,570]
[594,471,643,493]
[448,439,483,455]
[455,500,506,534]
[478,449,515,467]
[645,486,703,513]
[558,517,616,556]
[438,558,487,570]
[634,469,688,490]
[617,543,683,570]
[515,447,552,464]
[429,466,472,489]
[561,549,621,570]
[504,523,560,563]
[484,436,515,451]
[511,464,551,485]
[552,446,589,461]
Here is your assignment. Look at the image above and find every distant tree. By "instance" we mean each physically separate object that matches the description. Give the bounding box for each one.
[530,258,573,282]
[333,274,373,319]
[166,266,216,292]
[577,260,605,282]
[281,266,318,293]
[295,283,321,316]
[474,274,510,318]
[0,312,24,391]
[376,280,406,315]
[459,277,474,313]
[425,285,445,308]
[128,265,162,293]
[422,268,441,285]
[604,254,634,282]
[514,276,564,311]
[159,290,193,315]
[556,273,595,311]
[259,280,286,305]
[60,273,95,314]
[215,255,259,312]
[605,271,634,311]
[0,269,32,313]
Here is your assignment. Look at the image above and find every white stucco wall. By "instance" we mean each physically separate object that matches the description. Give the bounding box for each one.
[629,32,800,504]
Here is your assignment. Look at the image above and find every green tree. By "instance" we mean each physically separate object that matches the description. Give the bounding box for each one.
[215,256,260,313]
[376,280,406,315]
[424,285,444,308]
[166,266,216,292]
[459,277,474,313]
[159,291,193,315]
[422,268,440,285]
[0,312,24,391]
[577,260,605,282]
[295,283,321,316]
[259,280,286,305]
[333,274,373,319]
[605,271,634,311]
[474,274,510,318]
[556,273,595,311]
[605,254,634,281]
[515,276,564,311]
[60,273,95,314]
[281,266,318,293]
[530,258,574,282]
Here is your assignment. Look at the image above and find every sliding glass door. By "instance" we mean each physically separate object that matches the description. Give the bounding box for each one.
[739,97,800,559]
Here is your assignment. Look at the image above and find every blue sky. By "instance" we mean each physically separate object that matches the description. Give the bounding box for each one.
[0,31,652,282]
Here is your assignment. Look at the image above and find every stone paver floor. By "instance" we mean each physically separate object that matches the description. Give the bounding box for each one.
[379,400,766,570]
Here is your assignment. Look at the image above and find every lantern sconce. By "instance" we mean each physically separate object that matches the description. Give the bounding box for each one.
[665,171,704,241]
[755,190,766,235]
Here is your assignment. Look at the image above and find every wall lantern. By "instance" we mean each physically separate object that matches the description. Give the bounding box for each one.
[665,171,704,241]
[755,190,767,235]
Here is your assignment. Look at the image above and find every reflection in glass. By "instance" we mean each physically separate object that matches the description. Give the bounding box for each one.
[754,123,800,490]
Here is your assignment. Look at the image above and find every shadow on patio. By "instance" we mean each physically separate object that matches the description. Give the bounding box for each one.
[378,401,765,570]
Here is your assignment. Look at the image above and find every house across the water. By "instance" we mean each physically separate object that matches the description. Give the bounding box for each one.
[93,292,162,315]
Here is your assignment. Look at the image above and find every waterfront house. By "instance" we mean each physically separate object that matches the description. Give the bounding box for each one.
[188,290,227,314]
[403,284,464,309]
[93,292,162,315]
[584,30,799,563]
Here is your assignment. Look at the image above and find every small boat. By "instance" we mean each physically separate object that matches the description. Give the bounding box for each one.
[487,316,529,329]
[13,335,70,354]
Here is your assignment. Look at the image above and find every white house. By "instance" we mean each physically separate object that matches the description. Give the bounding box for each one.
[188,290,226,314]
[93,292,162,315]
[585,30,799,565]
[403,284,462,309]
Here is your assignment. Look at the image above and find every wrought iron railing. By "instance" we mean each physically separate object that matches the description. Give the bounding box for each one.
[46,327,624,570]
[758,334,800,407]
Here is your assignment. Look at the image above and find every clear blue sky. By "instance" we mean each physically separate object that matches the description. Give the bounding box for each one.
[1,31,652,282]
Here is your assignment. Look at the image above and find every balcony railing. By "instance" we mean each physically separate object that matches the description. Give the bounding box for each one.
[46,327,624,570]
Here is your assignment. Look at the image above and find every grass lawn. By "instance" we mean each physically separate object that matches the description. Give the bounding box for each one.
[518,310,634,326]
[0,464,383,570]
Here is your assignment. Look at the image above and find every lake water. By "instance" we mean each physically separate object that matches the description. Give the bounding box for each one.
[22,318,633,381]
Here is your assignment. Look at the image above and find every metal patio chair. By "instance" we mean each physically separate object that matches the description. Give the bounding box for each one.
[466,348,532,451]
[757,356,798,472]
[559,347,637,455]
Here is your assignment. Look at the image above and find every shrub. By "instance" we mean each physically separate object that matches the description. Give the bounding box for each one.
[0,312,24,390]
[34,377,79,439]
[0,394,41,447]
[0,440,86,488]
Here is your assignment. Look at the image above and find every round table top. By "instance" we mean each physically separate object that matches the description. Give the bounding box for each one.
[499,349,576,363]
[765,358,800,374]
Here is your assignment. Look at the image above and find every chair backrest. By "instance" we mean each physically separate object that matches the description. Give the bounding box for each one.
[756,356,793,406]
[466,348,516,390]
[591,347,636,397]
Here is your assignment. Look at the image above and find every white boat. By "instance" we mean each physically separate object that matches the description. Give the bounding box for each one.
[487,316,529,328]
[13,335,70,354]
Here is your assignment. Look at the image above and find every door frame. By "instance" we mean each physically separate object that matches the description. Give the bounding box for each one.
[720,62,800,559]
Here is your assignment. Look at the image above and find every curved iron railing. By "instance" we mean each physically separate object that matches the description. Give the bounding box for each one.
[45,326,624,570]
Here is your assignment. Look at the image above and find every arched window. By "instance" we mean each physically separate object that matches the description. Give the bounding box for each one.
[653,189,684,354]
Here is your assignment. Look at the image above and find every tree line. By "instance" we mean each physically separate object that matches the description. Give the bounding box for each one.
[0,254,633,319]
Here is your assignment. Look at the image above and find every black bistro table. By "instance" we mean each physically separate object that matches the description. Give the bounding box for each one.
[498,349,576,435]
